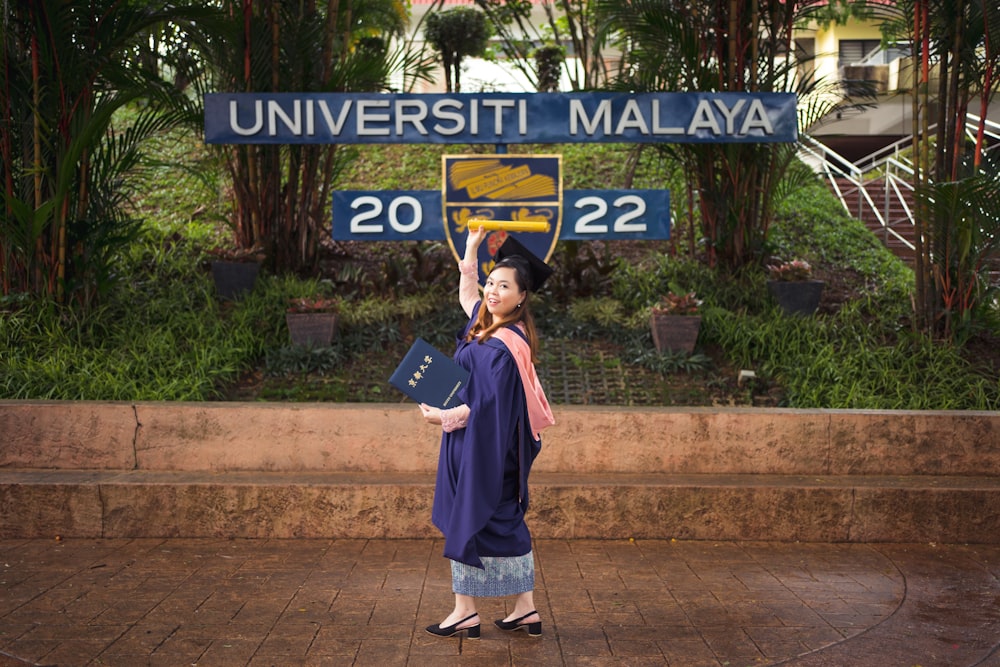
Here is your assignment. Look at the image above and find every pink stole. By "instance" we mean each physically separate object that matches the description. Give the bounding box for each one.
[492,327,555,439]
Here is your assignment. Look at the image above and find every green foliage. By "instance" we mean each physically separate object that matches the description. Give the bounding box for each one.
[631,349,714,375]
[552,295,712,378]
[424,7,492,92]
[181,0,419,275]
[708,305,998,410]
[534,45,565,92]
[4,139,998,410]
[611,255,735,312]
[343,144,451,190]
[914,158,1000,342]
[266,345,344,377]
[585,175,998,410]
[547,242,620,299]
[1,1,215,304]
[474,0,607,91]
[0,234,281,400]
[873,0,1000,338]
[771,181,913,286]
[699,262,997,410]
[593,0,856,271]
[131,125,231,238]
[568,297,629,328]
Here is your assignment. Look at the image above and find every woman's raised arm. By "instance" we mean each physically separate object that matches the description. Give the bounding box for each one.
[458,225,487,317]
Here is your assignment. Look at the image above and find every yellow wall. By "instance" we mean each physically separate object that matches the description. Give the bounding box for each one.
[801,17,885,86]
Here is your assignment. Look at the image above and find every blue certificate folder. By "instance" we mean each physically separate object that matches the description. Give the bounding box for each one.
[389,338,470,408]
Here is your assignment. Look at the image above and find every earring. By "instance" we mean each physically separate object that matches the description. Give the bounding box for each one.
[516,303,522,309]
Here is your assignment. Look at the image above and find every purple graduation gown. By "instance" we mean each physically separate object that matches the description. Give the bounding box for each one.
[431,305,542,569]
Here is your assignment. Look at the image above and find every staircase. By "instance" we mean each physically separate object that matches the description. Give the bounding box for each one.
[3,401,1000,544]
[832,176,917,265]
[803,113,1000,273]
[800,134,919,266]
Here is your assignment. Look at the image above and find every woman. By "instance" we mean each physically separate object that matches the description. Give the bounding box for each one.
[419,226,555,640]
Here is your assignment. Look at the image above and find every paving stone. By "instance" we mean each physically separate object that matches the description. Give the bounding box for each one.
[1,539,999,666]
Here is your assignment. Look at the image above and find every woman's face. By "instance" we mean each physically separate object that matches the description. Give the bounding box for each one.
[484,266,525,317]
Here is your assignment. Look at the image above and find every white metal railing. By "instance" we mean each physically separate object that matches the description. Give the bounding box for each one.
[852,113,1000,172]
[798,133,916,250]
[799,112,1000,254]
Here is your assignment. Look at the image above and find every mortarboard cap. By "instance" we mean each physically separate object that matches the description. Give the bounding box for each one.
[493,235,554,292]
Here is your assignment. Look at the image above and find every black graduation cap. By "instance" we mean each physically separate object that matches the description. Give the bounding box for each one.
[493,234,554,292]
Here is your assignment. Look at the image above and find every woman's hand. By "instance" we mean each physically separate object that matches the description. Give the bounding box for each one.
[465,224,487,259]
[419,403,442,425]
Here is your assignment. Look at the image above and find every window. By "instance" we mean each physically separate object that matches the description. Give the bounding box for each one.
[839,40,882,66]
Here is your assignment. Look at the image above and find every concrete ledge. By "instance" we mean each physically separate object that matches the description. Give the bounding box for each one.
[0,402,139,469]
[3,402,998,542]
[3,469,999,542]
[2,401,998,476]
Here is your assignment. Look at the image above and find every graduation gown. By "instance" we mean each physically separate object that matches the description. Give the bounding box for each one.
[431,309,542,569]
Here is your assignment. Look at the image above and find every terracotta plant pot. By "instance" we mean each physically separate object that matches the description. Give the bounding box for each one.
[286,312,338,347]
[767,280,825,316]
[650,314,702,354]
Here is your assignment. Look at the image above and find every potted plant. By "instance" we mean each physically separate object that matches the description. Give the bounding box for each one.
[649,291,702,354]
[208,246,264,301]
[286,297,339,347]
[766,259,824,316]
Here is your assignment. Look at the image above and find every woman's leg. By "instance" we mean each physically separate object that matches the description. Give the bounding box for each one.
[426,593,480,638]
[439,593,479,627]
[502,590,539,624]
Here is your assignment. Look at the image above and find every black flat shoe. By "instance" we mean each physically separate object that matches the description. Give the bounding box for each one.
[426,612,481,639]
[494,610,542,636]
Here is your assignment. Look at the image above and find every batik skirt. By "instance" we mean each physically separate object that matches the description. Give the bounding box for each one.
[450,551,535,597]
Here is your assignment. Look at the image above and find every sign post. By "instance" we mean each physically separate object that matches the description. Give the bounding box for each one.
[206,91,798,256]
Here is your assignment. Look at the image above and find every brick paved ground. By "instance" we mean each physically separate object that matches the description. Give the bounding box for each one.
[1,539,999,666]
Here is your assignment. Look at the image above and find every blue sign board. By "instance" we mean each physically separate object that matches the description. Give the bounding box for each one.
[562,190,670,240]
[205,92,797,145]
[333,189,669,241]
[333,191,443,240]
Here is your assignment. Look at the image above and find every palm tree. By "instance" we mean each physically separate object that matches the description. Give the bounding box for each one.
[1,0,214,303]
[880,0,1000,338]
[184,0,429,275]
[594,0,846,271]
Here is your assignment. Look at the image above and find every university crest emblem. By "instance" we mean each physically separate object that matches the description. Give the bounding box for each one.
[442,154,562,282]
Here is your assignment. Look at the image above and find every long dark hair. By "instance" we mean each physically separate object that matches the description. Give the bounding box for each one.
[465,257,541,363]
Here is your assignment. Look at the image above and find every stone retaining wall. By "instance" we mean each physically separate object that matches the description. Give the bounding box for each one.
[2,402,999,541]
[3,401,997,476]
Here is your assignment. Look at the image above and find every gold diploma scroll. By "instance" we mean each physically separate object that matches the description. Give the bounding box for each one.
[468,219,551,233]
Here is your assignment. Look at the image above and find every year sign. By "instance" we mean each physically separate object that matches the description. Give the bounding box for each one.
[333,190,669,241]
